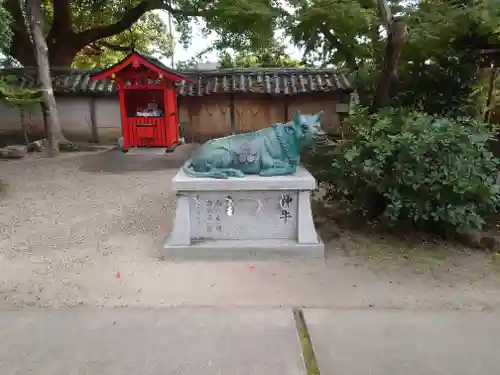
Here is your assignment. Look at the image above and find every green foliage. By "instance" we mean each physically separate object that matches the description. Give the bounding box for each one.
[286,0,381,69]
[71,6,172,68]
[318,107,500,231]
[396,58,483,117]
[350,58,484,118]
[1,0,174,67]
[217,42,304,68]
[0,76,43,109]
[394,0,500,116]
[0,6,13,65]
[0,75,43,142]
[3,0,280,68]
[176,0,279,52]
[288,0,500,114]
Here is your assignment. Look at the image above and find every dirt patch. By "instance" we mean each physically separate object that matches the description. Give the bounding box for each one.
[313,198,500,283]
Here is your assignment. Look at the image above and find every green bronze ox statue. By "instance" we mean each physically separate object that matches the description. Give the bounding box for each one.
[182,111,324,179]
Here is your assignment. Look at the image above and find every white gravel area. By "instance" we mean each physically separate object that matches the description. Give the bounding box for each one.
[1,153,176,307]
[2,152,500,310]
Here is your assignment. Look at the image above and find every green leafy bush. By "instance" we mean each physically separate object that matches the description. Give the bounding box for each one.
[319,107,500,231]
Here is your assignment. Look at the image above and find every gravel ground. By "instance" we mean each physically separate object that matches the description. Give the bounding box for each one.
[2,151,500,310]
[1,151,177,307]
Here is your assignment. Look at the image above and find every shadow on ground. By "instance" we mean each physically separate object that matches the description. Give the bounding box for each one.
[79,144,198,173]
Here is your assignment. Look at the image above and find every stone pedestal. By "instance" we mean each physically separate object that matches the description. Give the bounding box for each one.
[163,167,324,259]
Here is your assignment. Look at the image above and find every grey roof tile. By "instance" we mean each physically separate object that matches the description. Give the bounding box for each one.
[0,67,353,96]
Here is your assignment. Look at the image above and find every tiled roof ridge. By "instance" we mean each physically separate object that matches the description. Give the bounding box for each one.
[0,66,353,95]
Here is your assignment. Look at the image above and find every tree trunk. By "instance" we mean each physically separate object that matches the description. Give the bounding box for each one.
[28,0,62,156]
[484,65,497,122]
[371,0,409,111]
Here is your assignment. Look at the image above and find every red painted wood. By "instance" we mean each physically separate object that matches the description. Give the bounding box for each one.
[136,125,154,139]
[120,85,163,90]
[91,51,192,84]
[117,78,130,151]
[127,117,165,147]
[92,58,133,82]
[166,87,178,148]
[92,52,186,149]
[158,92,166,147]
[163,81,170,147]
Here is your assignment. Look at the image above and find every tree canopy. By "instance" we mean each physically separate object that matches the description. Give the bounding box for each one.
[4,0,498,70]
[72,11,173,68]
[2,0,281,68]
[217,41,304,68]
[2,0,500,114]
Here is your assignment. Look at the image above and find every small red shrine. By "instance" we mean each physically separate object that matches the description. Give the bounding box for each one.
[92,50,191,152]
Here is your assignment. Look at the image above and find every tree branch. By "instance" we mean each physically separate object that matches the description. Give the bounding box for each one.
[76,1,152,45]
[75,0,205,47]
[97,40,134,52]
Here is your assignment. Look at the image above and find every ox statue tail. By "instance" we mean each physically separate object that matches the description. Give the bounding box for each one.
[182,160,230,179]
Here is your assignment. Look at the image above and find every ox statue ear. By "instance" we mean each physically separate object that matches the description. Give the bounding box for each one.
[316,111,324,122]
[293,111,301,125]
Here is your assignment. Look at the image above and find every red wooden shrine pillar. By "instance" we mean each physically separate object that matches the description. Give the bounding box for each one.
[116,77,130,152]
[164,82,178,149]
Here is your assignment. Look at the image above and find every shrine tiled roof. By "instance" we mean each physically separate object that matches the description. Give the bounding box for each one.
[0,66,353,97]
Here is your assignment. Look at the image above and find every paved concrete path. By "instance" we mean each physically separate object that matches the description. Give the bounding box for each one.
[0,308,303,375]
[2,308,500,375]
[305,309,500,375]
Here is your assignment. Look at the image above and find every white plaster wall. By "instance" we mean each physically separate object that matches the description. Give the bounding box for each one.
[0,96,123,142]
[94,98,121,129]
[94,98,122,141]
[56,97,92,133]
[0,102,44,132]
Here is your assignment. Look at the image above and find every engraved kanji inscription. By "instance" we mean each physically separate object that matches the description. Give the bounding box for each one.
[280,210,292,223]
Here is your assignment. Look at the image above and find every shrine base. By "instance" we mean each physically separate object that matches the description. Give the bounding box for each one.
[162,167,324,260]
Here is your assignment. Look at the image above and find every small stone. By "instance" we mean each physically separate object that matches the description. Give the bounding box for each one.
[27,140,45,152]
[6,144,27,154]
[0,145,27,159]
[369,303,374,308]
[59,141,79,152]
[479,232,500,252]
[118,137,124,150]
[456,230,483,249]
